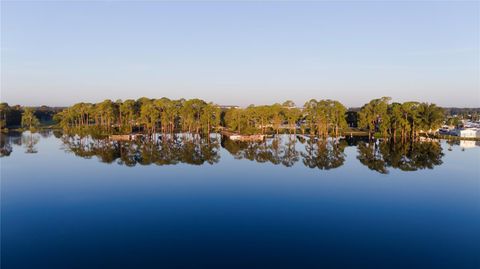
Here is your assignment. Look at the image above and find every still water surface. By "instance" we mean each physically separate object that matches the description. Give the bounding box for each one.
[1,131,479,269]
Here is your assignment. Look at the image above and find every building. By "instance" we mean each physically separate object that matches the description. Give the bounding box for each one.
[217,105,240,110]
[453,128,478,138]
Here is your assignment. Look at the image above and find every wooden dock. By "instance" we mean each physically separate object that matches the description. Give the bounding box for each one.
[220,130,265,142]
[109,134,142,141]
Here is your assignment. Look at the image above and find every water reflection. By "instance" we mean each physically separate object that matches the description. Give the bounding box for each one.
[0,131,456,173]
[61,134,221,166]
[222,136,300,167]
[357,140,444,174]
[446,140,480,151]
[1,131,37,156]
[22,132,40,154]
[301,138,347,170]
[0,133,14,157]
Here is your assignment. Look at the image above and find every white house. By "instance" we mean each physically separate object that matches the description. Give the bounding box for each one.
[453,128,477,138]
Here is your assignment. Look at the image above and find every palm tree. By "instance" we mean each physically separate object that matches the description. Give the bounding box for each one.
[283,101,301,135]
[271,103,284,135]
[21,107,40,131]
[358,97,391,139]
[417,103,444,137]
[120,99,137,133]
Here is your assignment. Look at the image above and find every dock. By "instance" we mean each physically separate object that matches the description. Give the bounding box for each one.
[220,130,265,142]
[109,134,142,141]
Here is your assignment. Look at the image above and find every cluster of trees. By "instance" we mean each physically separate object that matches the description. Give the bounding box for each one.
[358,97,445,141]
[224,101,301,135]
[0,103,60,131]
[3,97,462,141]
[20,108,40,130]
[54,98,221,136]
[1,103,23,130]
[223,99,347,137]
[55,98,350,138]
[444,107,480,120]
[302,99,348,137]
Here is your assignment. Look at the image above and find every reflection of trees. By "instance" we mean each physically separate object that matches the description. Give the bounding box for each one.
[222,136,347,169]
[0,133,13,157]
[58,132,444,173]
[222,137,292,164]
[38,129,52,138]
[61,134,221,167]
[301,138,347,170]
[0,132,25,157]
[357,140,444,174]
[381,141,443,170]
[1,131,48,156]
[357,141,388,174]
[223,136,336,169]
[282,137,300,167]
[22,131,40,154]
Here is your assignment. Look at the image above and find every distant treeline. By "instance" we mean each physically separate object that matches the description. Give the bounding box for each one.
[1,98,478,140]
[443,107,480,117]
[54,98,221,136]
[0,104,64,128]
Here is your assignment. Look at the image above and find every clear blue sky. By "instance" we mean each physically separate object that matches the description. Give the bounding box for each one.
[1,1,479,107]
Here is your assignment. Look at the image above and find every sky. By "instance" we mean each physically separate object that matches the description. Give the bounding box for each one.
[1,1,479,107]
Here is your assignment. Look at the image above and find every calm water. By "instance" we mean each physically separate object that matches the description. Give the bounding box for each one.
[1,131,479,269]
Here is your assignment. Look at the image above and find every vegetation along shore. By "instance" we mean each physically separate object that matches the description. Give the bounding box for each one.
[1,97,479,141]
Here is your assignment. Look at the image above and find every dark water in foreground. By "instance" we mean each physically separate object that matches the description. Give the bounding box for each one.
[1,131,479,269]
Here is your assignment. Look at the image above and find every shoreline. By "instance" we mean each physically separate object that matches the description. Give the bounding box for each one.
[3,127,480,142]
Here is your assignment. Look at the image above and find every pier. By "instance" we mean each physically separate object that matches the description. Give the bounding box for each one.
[109,134,143,141]
[220,130,265,142]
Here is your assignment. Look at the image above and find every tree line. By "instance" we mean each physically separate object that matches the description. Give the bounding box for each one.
[53,98,221,136]
[0,103,61,130]
[358,97,445,141]
[224,99,348,137]
[0,97,464,140]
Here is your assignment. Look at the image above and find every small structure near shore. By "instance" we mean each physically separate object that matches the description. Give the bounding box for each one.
[229,134,265,142]
[220,130,265,142]
[109,134,142,141]
[453,128,479,138]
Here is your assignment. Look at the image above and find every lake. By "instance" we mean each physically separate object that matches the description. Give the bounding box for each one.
[1,131,479,269]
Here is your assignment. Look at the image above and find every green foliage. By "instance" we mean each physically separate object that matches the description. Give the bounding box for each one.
[302,99,347,137]
[21,107,40,130]
[53,96,448,140]
[358,97,391,138]
[0,103,9,130]
[56,97,222,136]
[446,116,460,127]
[359,98,446,140]
[416,103,444,133]
[0,103,24,129]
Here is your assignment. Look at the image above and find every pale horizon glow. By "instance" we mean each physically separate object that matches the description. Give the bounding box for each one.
[1,1,479,107]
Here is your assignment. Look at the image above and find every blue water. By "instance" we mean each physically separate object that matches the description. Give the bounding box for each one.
[1,131,479,269]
